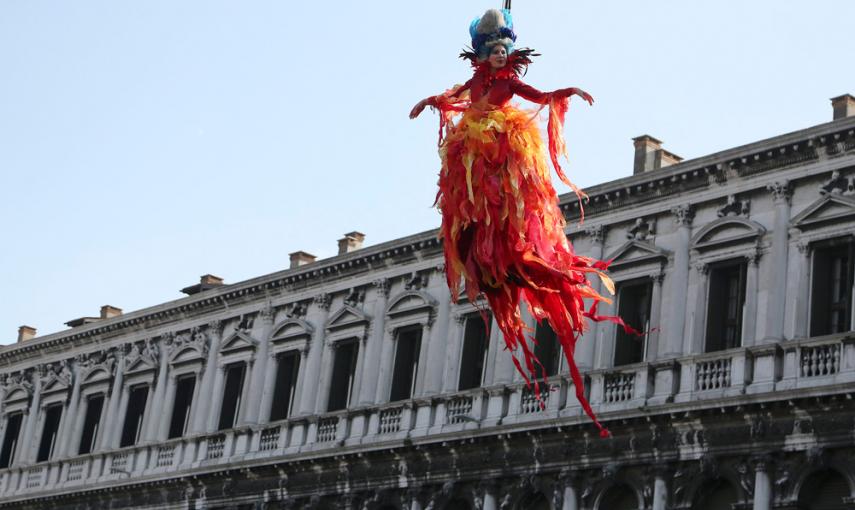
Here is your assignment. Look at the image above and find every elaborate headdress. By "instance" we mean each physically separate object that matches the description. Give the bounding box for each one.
[469,8,516,60]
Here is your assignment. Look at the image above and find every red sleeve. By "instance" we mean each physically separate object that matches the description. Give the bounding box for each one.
[509,77,551,104]
[426,79,473,107]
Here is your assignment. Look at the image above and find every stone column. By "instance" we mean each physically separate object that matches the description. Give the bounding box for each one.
[577,225,605,371]
[99,351,124,451]
[442,315,467,393]
[357,279,389,405]
[103,386,130,450]
[157,374,178,440]
[19,371,42,463]
[646,273,665,361]
[258,349,279,424]
[56,361,81,458]
[481,481,498,510]
[316,341,338,413]
[374,323,398,404]
[244,306,276,425]
[559,471,580,510]
[144,337,170,442]
[191,321,223,433]
[688,263,710,354]
[422,269,452,396]
[651,468,669,510]
[297,294,331,416]
[753,458,772,510]
[742,253,761,346]
[666,204,694,358]
[205,365,227,432]
[788,241,811,339]
[763,181,792,342]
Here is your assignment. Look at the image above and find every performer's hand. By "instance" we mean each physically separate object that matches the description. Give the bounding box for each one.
[574,88,595,106]
[409,99,428,119]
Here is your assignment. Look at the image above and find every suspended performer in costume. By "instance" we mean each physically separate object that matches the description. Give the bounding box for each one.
[410,8,632,437]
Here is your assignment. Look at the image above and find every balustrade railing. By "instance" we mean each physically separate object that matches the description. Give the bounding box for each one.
[316,417,339,443]
[379,407,403,434]
[207,434,226,459]
[603,372,635,403]
[696,358,732,391]
[801,343,841,377]
[259,427,280,451]
[446,395,474,424]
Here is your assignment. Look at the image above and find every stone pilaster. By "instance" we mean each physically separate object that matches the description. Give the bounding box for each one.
[752,457,772,510]
[56,361,81,458]
[666,204,694,357]
[742,252,761,346]
[422,270,452,396]
[244,306,275,425]
[297,293,331,416]
[688,262,710,354]
[144,336,170,441]
[358,279,389,405]
[762,181,792,342]
[192,320,223,433]
[577,225,605,370]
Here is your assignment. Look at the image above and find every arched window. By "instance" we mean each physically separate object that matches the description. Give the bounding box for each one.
[692,478,737,510]
[598,484,638,510]
[798,469,851,510]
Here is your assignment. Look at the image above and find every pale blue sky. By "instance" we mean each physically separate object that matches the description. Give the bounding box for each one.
[1,1,853,343]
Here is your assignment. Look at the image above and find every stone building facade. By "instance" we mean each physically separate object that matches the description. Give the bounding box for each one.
[1,96,855,509]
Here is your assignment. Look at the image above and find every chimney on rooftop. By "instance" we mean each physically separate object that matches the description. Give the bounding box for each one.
[337,231,366,255]
[100,305,123,319]
[831,94,855,120]
[181,274,225,296]
[632,135,683,175]
[17,325,36,343]
[289,251,317,269]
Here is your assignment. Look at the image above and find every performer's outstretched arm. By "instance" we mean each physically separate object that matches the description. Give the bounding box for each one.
[409,80,473,119]
[510,78,594,105]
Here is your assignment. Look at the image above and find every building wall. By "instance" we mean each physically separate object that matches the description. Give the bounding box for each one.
[0,116,854,509]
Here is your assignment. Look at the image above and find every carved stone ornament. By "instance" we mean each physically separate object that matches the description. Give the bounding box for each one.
[627,217,656,241]
[584,224,605,244]
[820,170,855,196]
[404,272,428,291]
[260,302,276,324]
[287,302,308,318]
[372,278,390,297]
[767,180,793,204]
[39,360,72,387]
[671,203,695,226]
[717,194,750,217]
[167,329,209,359]
[344,288,366,307]
[237,313,256,332]
[313,293,332,311]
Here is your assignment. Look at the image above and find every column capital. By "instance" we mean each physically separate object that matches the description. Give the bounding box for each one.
[584,225,605,244]
[259,303,276,324]
[313,293,332,311]
[670,204,695,226]
[694,262,709,275]
[767,180,793,204]
[372,278,390,297]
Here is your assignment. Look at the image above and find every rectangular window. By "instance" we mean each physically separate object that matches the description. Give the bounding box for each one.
[705,260,747,352]
[270,352,301,421]
[327,340,359,412]
[168,375,196,439]
[458,315,490,391]
[0,412,23,468]
[36,403,63,462]
[389,326,423,402]
[533,321,560,379]
[614,279,653,366]
[120,385,150,447]
[218,362,247,430]
[78,394,105,455]
[811,239,854,337]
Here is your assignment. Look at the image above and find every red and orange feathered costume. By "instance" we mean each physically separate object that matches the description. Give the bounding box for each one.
[414,10,628,437]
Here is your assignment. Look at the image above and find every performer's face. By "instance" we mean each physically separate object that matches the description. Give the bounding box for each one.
[488,45,507,69]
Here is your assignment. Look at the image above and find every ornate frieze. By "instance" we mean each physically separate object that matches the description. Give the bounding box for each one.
[717,194,750,217]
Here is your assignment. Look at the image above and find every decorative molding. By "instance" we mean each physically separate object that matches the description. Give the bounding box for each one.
[404,272,428,291]
[604,239,670,273]
[819,170,855,196]
[790,192,855,232]
[343,288,366,308]
[690,217,766,252]
[372,278,390,298]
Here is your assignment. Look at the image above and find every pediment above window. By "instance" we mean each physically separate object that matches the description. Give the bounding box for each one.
[80,365,113,387]
[326,305,371,333]
[604,240,670,271]
[124,342,160,376]
[3,385,32,406]
[219,330,259,355]
[269,318,314,343]
[386,290,437,320]
[691,217,766,252]
[790,194,855,232]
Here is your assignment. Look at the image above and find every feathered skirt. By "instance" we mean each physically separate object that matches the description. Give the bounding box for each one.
[435,102,616,436]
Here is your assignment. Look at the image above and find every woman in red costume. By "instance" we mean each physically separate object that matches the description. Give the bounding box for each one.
[410,8,623,437]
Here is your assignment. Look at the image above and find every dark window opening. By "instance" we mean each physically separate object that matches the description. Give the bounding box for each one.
[120,385,150,447]
[78,394,105,455]
[390,326,423,402]
[327,340,359,412]
[0,412,23,468]
[533,321,560,380]
[705,260,747,352]
[168,375,196,439]
[270,352,301,421]
[811,239,854,337]
[458,314,490,391]
[37,403,63,462]
[614,279,652,366]
[218,362,247,430]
